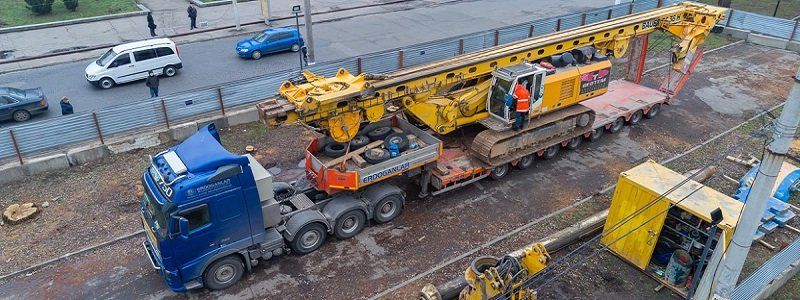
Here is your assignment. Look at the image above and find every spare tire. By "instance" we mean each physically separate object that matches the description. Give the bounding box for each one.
[363,148,390,164]
[383,133,409,152]
[367,126,393,141]
[324,142,347,158]
[349,135,370,149]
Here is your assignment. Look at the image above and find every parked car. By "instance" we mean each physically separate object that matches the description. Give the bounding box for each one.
[0,87,49,122]
[85,38,182,89]
[236,27,304,60]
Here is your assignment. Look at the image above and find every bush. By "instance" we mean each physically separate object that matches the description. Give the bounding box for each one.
[25,0,55,14]
[63,0,78,11]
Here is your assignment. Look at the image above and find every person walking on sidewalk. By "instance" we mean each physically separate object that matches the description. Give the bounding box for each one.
[146,71,160,97]
[60,97,74,116]
[147,12,157,37]
[187,5,198,30]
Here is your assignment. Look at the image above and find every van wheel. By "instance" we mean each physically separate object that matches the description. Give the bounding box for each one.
[291,43,300,52]
[99,78,115,89]
[163,65,178,77]
[203,256,244,290]
[12,110,31,122]
[251,50,262,60]
[290,223,327,254]
[333,210,366,239]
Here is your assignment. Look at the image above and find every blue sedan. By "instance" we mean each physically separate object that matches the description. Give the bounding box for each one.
[0,87,49,122]
[236,27,304,60]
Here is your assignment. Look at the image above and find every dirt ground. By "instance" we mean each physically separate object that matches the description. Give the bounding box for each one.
[1,40,800,300]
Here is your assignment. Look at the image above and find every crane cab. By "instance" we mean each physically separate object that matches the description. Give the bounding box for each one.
[483,63,548,130]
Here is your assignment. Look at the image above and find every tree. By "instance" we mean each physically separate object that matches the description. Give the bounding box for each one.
[24,0,55,14]
[63,0,78,11]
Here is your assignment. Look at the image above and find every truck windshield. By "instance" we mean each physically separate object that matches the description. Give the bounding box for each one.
[96,49,117,66]
[142,190,168,237]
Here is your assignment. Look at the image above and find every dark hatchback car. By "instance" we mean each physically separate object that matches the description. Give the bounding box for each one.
[0,87,49,122]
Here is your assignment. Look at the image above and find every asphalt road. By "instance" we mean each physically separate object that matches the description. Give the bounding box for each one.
[0,0,609,127]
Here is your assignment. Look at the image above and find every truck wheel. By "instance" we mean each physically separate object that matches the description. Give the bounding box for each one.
[542,145,560,159]
[350,135,370,150]
[628,110,643,125]
[515,155,535,170]
[373,194,403,223]
[608,117,624,133]
[324,142,347,158]
[333,210,366,239]
[367,126,393,141]
[490,163,510,180]
[589,128,604,142]
[290,223,327,254]
[203,256,244,290]
[383,133,409,151]
[565,136,582,150]
[645,103,661,119]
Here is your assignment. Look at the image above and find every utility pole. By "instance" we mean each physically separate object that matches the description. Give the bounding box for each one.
[302,0,316,65]
[712,67,800,298]
[260,0,272,25]
[232,0,242,30]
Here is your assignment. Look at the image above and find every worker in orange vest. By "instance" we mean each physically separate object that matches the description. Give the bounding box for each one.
[512,79,531,131]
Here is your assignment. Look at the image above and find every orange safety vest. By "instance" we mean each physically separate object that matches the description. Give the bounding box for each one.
[513,84,530,112]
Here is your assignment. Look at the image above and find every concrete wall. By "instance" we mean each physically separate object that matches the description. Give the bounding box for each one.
[723,27,800,53]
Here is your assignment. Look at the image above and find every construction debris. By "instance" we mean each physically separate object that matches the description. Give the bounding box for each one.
[3,203,40,224]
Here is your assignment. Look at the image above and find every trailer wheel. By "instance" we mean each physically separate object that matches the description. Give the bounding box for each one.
[333,210,366,239]
[383,132,409,151]
[367,126,393,141]
[542,145,560,159]
[373,194,403,223]
[608,118,624,133]
[490,163,510,180]
[203,256,245,290]
[588,128,604,142]
[350,135,370,149]
[324,142,348,158]
[363,148,390,164]
[628,110,643,125]
[645,103,661,119]
[565,136,582,150]
[290,223,327,255]
[515,155,535,170]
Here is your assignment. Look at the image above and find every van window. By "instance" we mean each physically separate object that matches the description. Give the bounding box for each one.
[109,54,131,68]
[180,205,211,231]
[155,47,175,57]
[133,49,158,62]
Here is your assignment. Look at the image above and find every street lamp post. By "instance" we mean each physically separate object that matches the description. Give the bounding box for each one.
[293,5,304,70]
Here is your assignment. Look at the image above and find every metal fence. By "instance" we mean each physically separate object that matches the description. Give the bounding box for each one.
[2,0,793,164]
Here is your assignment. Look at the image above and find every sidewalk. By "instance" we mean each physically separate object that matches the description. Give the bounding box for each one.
[0,0,407,71]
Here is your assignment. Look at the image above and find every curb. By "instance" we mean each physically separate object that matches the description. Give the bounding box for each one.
[188,0,257,8]
[0,4,150,34]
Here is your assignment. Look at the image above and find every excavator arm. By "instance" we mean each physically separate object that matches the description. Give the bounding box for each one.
[257,2,726,141]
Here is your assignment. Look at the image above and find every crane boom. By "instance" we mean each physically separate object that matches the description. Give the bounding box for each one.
[257,2,725,142]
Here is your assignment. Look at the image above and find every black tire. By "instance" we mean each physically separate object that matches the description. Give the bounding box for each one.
[12,110,31,122]
[324,142,347,158]
[291,43,301,52]
[367,126,392,141]
[645,103,661,119]
[349,135,370,150]
[490,163,510,180]
[589,128,604,142]
[251,50,263,60]
[383,132,409,152]
[515,155,535,170]
[290,222,327,255]
[203,256,245,290]
[163,65,178,77]
[363,148,389,164]
[565,136,582,150]
[608,118,624,133]
[628,110,643,125]
[542,145,560,159]
[99,77,115,89]
[372,193,403,223]
[333,210,366,239]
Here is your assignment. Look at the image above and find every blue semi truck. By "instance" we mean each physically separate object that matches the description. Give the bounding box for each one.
[141,119,441,291]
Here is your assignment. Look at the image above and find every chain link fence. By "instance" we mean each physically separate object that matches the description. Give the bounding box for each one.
[2,0,794,164]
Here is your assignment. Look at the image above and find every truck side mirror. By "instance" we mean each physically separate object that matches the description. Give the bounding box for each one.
[178,217,190,238]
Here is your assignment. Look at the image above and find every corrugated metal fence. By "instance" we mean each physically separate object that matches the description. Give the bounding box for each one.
[2,0,795,163]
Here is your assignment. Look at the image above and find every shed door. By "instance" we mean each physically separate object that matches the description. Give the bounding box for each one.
[601,179,670,270]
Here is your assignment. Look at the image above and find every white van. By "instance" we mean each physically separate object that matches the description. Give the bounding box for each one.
[85,38,182,89]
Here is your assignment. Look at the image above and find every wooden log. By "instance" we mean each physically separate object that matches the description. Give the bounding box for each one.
[324,140,383,167]
[352,154,368,168]
[3,203,39,224]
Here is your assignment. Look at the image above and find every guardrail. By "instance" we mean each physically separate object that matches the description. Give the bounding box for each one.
[2,0,788,164]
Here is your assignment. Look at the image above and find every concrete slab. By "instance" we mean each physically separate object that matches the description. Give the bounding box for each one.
[165,122,199,142]
[197,115,229,130]
[226,107,259,126]
[747,33,789,50]
[788,41,800,53]
[66,144,110,166]
[107,133,162,154]
[723,26,751,40]
[22,153,69,176]
[0,162,25,185]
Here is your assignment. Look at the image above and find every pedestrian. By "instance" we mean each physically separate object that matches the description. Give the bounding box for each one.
[60,96,74,116]
[512,79,530,131]
[187,5,198,30]
[147,12,157,37]
[146,71,160,97]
